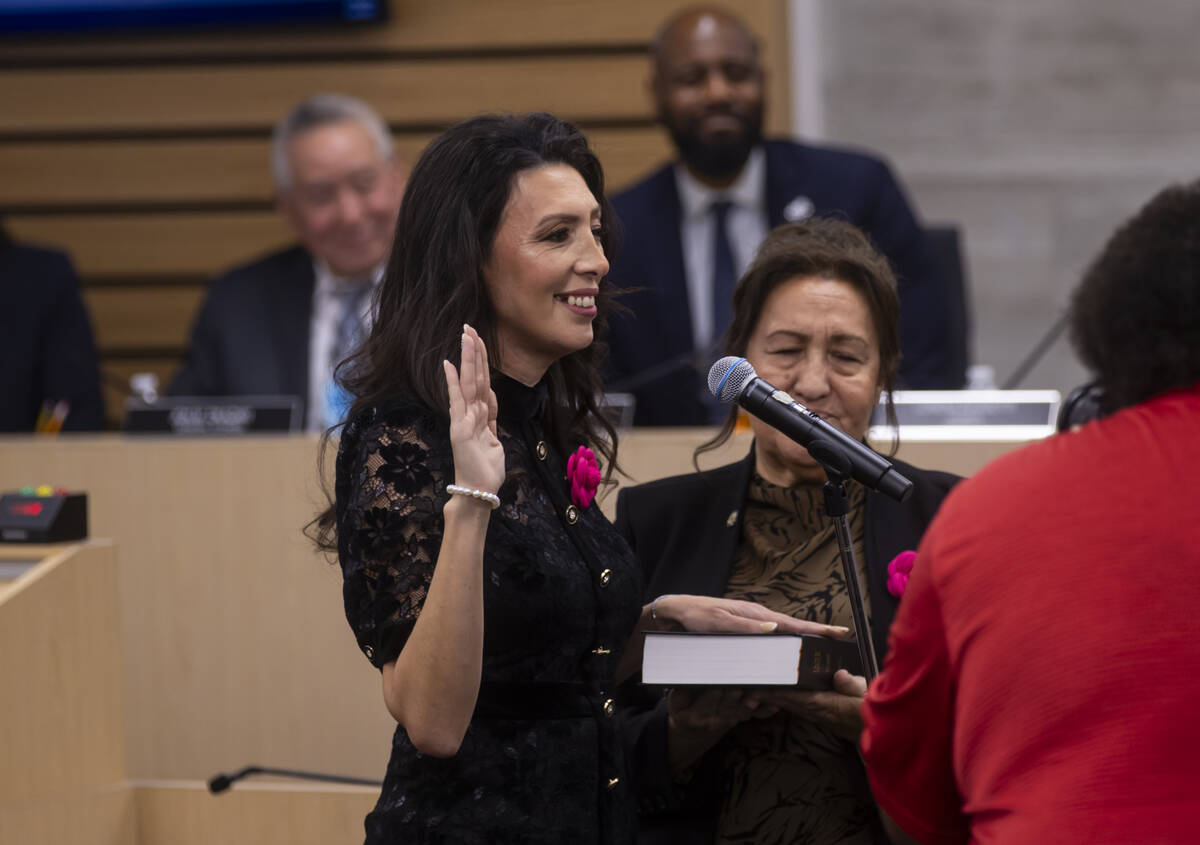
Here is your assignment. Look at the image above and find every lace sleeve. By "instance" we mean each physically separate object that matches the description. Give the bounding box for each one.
[335,402,451,669]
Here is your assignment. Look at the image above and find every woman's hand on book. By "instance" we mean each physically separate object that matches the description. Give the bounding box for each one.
[651,595,850,638]
[760,669,867,743]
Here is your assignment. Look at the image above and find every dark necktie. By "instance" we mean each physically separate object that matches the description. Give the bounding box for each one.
[710,199,736,350]
[325,281,371,428]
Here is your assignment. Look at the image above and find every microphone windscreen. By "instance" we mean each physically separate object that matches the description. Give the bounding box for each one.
[708,357,756,403]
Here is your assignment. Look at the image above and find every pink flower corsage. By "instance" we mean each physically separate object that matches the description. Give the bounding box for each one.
[886,550,917,598]
[566,445,601,509]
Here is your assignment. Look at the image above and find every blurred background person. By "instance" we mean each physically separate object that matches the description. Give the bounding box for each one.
[861,181,1200,845]
[606,5,954,426]
[617,218,959,844]
[170,93,406,431]
[0,223,104,432]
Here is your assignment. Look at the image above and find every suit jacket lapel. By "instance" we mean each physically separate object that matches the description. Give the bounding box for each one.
[649,168,695,353]
[764,141,792,227]
[697,451,756,596]
[862,462,929,663]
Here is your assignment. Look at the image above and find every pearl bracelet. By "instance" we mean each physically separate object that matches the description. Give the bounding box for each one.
[446,484,500,510]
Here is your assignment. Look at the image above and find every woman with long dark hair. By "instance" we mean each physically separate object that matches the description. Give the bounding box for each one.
[311,113,835,844]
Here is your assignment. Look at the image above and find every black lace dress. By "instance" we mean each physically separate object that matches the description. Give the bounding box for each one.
[335,374,642,844]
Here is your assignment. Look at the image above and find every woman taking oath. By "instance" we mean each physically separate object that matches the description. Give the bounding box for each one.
[310,113,834,844]
[616,218,959,845]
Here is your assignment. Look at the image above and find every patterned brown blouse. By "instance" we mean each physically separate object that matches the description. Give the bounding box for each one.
[713,473,878,845]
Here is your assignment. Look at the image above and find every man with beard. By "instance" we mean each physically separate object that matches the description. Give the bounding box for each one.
[606,6,957,426]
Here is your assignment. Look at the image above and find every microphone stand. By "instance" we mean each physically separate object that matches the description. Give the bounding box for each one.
[809,439,880,682]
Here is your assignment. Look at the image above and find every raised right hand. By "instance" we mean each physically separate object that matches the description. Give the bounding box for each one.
[443,324,505,497]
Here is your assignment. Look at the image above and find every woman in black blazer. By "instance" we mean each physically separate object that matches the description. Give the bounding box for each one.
[615,219,958,844]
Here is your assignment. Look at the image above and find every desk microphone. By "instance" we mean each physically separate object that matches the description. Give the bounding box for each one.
[207,764,382,794]
[708,357,913,503]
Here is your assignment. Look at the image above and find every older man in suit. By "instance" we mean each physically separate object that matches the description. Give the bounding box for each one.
[606,6,957,426]
[170,94,405,431]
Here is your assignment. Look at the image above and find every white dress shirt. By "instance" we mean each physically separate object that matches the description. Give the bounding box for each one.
[674,146,769,350]
[307,261,384,431]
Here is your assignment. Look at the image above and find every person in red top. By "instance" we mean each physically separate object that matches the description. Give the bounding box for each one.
[859,180,1200,845]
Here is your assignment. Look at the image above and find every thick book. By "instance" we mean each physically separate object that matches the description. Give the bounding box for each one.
[642,631,863,689]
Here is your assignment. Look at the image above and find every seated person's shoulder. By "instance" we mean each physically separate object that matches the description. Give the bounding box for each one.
[767,138,894,182]
[206,244,311,294]
[1,241,78,286]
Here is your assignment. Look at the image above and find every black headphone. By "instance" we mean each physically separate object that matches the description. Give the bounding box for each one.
[1056,381,1106,432]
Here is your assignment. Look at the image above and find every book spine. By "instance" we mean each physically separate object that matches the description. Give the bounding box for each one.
[796,638,861,686]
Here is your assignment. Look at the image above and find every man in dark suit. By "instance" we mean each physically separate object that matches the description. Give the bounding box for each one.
[0,226,104,432]
[607,6,957,425]
[170,94,405,431]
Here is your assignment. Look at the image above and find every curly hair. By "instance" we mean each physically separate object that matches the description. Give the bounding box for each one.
[698,216,902,460]
[1070,181,1200,413]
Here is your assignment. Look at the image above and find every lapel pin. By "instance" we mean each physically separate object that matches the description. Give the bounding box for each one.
[783,195,815,222]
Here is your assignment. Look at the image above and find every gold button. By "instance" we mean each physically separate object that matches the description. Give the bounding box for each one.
[726,509,739,527]
[599,568,612,586]
[535,441,548,460]
[565,505,579,524]
[591,645,611,655]
[603,698,615,718]
[364,645,374,659]
[606,777,620,790]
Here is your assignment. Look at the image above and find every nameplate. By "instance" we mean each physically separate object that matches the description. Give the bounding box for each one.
[122,396,303,435]
[869,390,1061,442]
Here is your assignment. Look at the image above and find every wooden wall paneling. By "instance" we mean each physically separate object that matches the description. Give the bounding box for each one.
[3,130,677,282]
[84,286,206,352]
[0,56,653,136]
[0,128,673,208]
[589,128,676,192]
[5,212,293,278]
[0,138,280,207]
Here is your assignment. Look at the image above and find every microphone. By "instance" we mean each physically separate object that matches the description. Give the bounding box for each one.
[708,357,913,503]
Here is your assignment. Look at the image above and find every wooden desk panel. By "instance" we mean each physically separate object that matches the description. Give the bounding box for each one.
[0,430,1035,784]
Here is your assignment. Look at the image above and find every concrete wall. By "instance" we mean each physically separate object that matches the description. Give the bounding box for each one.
[791,0,1200,394]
